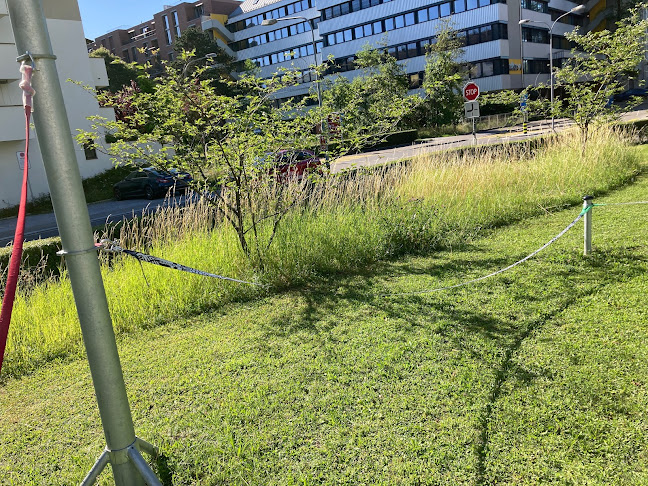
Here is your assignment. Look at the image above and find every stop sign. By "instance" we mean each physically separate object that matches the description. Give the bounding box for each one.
[463,82,480,101]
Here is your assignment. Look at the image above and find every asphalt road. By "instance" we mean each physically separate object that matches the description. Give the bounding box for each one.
[2,107,647,247]
[0,195,194,247]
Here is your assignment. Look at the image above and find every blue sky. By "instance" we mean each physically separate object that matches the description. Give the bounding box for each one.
[78,1,183,40]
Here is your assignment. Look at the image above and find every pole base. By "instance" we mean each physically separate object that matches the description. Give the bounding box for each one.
[80,437,162,486]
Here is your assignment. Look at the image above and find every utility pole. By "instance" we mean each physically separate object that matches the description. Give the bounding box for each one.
[6,1,161,484]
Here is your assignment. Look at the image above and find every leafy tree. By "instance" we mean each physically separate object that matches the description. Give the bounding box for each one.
[409,21,467,128]
[322,44,417,148]
[89,47,152,93]
[553,3,648,145]
[79,57,415,264]
[171,27,244,94]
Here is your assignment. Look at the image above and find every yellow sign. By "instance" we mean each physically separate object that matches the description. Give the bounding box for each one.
[509,58,522,75]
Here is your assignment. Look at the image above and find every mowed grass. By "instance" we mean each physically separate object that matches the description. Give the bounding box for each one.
[0,149,647,484]
[1,129,644,379]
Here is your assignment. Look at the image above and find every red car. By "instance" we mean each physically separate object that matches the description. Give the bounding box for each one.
[260,149,326,182]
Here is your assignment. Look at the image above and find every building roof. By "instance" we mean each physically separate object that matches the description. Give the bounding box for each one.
[230,0,285,16]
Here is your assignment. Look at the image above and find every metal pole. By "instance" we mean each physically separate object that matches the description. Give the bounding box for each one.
[6,1,152,484]
[549,28,555,132]
[307,19,322,110]
[583,195,594,255]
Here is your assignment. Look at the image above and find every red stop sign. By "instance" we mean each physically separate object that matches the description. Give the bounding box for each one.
[463,82,480,101]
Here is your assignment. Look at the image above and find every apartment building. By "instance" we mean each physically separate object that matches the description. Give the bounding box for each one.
[91,0,241,64]
[0,0,115,209]
[203,0,588,102]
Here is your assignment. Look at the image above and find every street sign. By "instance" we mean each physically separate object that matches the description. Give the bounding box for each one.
[463,82,480,101]
[16,151,30,169]
[464,101,480,119]
[520,93,528,113]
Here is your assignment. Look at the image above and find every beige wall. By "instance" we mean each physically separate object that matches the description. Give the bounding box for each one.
[0,2,114,209]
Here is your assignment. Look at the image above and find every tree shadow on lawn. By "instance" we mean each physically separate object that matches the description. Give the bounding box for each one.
[253,244,647,484]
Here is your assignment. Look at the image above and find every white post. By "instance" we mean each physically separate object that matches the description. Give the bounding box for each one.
[583,195,594,255]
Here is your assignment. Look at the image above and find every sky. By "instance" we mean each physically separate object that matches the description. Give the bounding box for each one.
[77,0,185,40]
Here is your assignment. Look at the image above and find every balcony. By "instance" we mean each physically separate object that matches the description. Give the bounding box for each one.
[0,105,28,142]
[0,43,20,82]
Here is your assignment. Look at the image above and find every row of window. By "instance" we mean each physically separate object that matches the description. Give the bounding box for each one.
[325,4,506,47]
[521,26,549,44]
[251,41,324,67]
[227,0,314,33]
[323,24,507,76]
[232,20,317,51]
[322,0,504,21]
[522,0,548,13]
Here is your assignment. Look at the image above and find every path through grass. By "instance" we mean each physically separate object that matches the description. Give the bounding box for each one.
[0,169,646,484]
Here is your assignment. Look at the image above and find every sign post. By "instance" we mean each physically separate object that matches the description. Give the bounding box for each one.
[463,82,480,144]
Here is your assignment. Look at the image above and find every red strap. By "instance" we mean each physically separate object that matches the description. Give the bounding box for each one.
[0,106,31,374]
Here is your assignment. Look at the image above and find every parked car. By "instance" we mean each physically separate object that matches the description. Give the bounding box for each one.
[257,149,326,182]
[113,167,193,200]
[613,88,648,102]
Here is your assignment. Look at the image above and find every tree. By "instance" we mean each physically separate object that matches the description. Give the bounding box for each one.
[553,3,648,145]
[322,44,417,151]
[89,47,151,93]
[411,20,467,128]
[79,57,415,265]
[171,27,243,94]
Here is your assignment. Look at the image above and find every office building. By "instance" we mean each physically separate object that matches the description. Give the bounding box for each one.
[91,1,241,64]
[204,0,588,102]
[0,0,115,209]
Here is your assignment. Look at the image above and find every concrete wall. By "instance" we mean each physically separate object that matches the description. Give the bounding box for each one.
[0,0,115,209]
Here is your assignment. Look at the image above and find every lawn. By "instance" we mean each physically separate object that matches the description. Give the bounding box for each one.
[0,159,646,484]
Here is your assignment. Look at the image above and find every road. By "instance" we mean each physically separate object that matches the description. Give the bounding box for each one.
[2,107,647,247]
[0,195,193,247]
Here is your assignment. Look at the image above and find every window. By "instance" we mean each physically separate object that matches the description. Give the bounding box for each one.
[480,24,493,42]
[482,61,494,77]
[132,46,138,61]
[467,0,478,9]
[405,12,416,26]
[373,21,383,34]
[83,141,97,160]
[418,8,428,22]
[394,15,404,29]
[440,3,451,16]
[355,26,364,39]
[344,29,353,42]
[467,28,480,45]
[172,11,181,38]
[194,4,204,18]
[454,0,466,13]
[123,50,130,62]
[163,15,172,45]
[385,17,395,31]
[407,42,418,57]
[409,72,421,89]
[364,24,372,36]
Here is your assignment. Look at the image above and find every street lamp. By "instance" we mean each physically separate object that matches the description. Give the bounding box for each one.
[182,52,220,76]
[262,16,322,109]
[519,4,586,131]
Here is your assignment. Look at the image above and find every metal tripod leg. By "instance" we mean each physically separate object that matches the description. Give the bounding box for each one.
[80,437,162,486]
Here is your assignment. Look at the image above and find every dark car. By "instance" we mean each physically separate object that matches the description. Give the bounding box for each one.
[259,149,326,182]
[613,88,648,102]
[113,168,193,200]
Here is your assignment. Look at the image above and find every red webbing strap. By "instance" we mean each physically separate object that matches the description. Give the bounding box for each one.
[0,63,34,374]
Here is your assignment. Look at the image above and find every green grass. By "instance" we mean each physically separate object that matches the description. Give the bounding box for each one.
[0,161,647,484]
[0,166,131,219]
[0,129,644,379]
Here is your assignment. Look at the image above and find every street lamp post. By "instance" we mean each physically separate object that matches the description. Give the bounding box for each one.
[261,16,322,109]
[519,4,586,131]
[182,52,220,76]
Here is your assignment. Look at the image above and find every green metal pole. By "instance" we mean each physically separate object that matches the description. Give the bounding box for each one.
[583,195,594,256]
[6,1,146,484]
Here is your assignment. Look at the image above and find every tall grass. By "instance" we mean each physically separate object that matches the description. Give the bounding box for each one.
[1,127,642,379]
